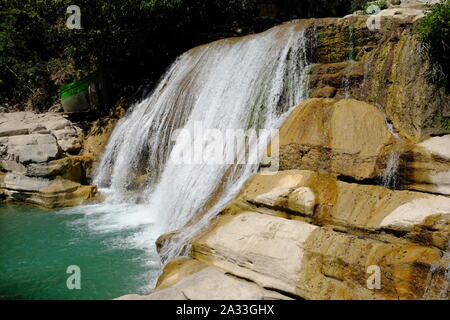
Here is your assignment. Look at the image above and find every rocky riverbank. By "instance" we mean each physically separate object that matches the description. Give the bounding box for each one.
[120,100,450,300]
[1,0,448,300]
[119,3,450,300]
[0,111,118,208]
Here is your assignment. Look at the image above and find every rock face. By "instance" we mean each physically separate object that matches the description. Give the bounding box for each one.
[117,258,291,300]
[278,98,393,180]
[277,98,450,195]
[308,16,449,142]
[141,170,449,300]
[119,13,449,301]
[0,112,97,208]
[79,116,119,180]
[403,135,450,196]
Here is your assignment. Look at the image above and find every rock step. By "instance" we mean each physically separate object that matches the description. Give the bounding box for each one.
[276,98,450,196]
[0,172,97,208]
[147,169,449,300]
[237,170,450,250]
[191,210,447,300]
[117,258,293,300]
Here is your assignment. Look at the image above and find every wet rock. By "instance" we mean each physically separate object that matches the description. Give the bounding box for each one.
[151,170,448,300]
[310,86,337,98]
[146,164,449,300]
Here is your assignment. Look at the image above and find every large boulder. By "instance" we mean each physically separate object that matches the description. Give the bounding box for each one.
[277,98,393,180]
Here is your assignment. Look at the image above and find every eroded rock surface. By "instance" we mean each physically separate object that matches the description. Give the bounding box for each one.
[278,98,393,180]
[147,170,449,300]
[0,112,96,208]
[118,259,291,300]
[120,12,450,300]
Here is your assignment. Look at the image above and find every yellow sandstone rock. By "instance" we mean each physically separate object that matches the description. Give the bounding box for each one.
[278,98,393,180]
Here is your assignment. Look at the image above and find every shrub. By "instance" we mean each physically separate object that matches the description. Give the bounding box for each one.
[0,0,357,112]
[351,0,388,13]
[415,0,450,87]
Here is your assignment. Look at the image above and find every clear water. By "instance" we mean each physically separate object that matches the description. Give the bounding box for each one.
[0,22,313,299]
[0,204,159,300]
[381,122,401,189]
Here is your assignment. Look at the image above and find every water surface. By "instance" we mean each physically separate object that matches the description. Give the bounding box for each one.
[0,204,160,300]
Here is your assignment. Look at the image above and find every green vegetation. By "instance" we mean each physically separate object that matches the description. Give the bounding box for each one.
[351,0,388,15]
[0,0,356,112]
[415,0,450,88]
[443,117,450,131]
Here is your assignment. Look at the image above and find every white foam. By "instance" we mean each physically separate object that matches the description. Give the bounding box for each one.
[89,23,313,263]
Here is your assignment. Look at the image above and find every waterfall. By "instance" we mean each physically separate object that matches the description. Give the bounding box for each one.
[381,122,401,189]
[343,76,351,99]
[421,241,450,300]
[347,24,355,62]
[90,21,312,265]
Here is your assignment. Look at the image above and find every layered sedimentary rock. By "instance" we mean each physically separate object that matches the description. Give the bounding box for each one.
[137,95,449,300]
[120,11,449,300]
[308,15,449,141]
[403,135,450,196]
[0,112,97,208]
[140,170,448,300]
[277,98,393,180]
[79,115,119,180]
[118,258,291,300]
[277,98,450,195]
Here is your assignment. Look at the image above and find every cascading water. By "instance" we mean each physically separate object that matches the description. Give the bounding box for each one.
[381,121,401,189]
[421,240,450,300]
[64,21,313,292]
[343,76,351,99]
[347,24,356,62]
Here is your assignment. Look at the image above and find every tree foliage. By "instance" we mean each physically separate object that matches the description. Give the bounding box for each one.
[0,0,355,112]
[415,0,450,87]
